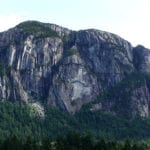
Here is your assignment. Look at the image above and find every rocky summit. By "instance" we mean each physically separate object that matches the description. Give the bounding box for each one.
[0,20,150,117]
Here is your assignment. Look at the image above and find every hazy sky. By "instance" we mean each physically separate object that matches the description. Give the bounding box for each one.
[1,0,150,48]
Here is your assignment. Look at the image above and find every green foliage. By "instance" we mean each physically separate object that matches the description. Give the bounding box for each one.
[17,21,59,38]
[0,102,43,141]
[0,63,6,76]
[0,63,12,76]
[71,100,77,106]
[105,72,146,115]
[76,109,150,140]
[0,101,79,141]
[62,34,69,43]
[2,97,150,143]
[43,106,80,138]
[64,47,80,57]
[89,72,147,116]
[0,134,150,150]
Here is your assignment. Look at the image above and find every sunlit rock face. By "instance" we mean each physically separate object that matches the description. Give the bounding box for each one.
[75,30,134,90]
[48,55,98,113]
[0,20,150,116]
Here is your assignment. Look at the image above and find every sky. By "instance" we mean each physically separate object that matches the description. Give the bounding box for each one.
[0,0,150,48]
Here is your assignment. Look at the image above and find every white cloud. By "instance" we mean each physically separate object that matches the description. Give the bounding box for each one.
[0,14,26,32]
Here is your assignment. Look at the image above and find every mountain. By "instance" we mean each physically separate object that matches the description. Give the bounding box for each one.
[0,20,150,118]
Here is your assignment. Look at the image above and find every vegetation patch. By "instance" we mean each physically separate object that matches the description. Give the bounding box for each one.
[71,100,76,106]
[64,46,80,57]
[0,133,150,150]
[17,21,59,38]
[0,63,12,76]
[83,72,148,117]
[62,34,69,43]
[1,100,150,141]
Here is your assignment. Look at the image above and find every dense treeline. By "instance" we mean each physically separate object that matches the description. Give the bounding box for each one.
[0,133,149,150]
[1,101,150,141]
[76,109,150,140]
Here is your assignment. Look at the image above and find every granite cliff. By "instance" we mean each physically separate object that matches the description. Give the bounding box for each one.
[0,20,150,117]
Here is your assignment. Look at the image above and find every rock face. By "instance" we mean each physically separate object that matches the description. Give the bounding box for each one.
[0,20,150,117]
[133,45,150,73]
